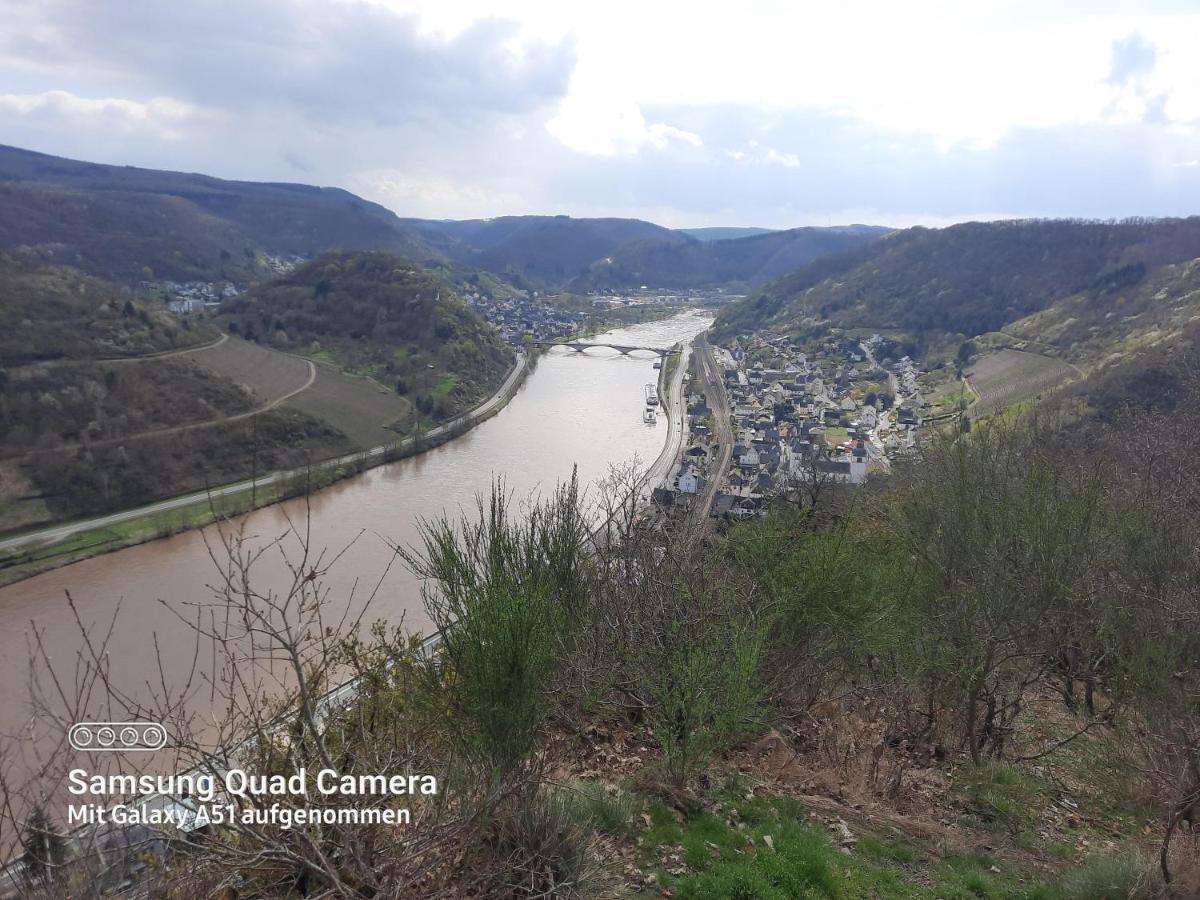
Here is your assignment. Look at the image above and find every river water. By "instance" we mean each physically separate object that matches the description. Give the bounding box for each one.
[0,310,712,749]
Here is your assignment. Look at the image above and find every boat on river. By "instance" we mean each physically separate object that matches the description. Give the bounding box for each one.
[644,384,659,406]
[643,407,657,424]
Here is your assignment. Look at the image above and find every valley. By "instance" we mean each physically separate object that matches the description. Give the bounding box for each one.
[3,141,1200,899]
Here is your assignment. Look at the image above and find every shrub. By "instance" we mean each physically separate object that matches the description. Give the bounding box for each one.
[957,761,1042,835]
[501,786,598,894]
[647,609,767,787]
[401,476,592,782]
[1059,850,1164,900]
[561,780,637,835]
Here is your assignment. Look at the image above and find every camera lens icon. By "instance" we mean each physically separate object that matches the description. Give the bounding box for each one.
[70,721,168,752]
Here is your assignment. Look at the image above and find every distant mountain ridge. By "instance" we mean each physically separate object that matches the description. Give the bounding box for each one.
[570,225,892,291]
[0,144,888,290]
[680,227,778,241]
[0,143,443,282]
[400,215,685,285]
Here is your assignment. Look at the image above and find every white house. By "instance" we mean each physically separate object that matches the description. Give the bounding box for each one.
[678,467,705,494]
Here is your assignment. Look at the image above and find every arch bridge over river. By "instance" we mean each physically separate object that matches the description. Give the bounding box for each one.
[533,340,680,357]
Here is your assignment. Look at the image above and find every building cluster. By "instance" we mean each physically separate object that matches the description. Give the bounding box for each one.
[153,281,240,314]
[657,331,925,518]
[156,255,303,315]
[463,291,586,346]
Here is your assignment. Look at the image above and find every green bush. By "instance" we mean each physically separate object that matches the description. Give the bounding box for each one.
[561,780,637,835]
[957,761,1042,835]
[647,611,766,787]
[402,477,591,781]
[1058,850,1164,900]
[504,786,597,892]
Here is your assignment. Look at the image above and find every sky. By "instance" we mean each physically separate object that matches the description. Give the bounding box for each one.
[1,0,1199,229]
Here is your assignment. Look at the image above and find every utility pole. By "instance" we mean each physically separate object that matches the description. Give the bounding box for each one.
[250,413,259,506]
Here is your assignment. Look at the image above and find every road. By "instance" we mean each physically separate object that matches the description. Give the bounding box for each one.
[693,333,733,521]
[0,354,528,555]
[858,340,896,468]
[643,340,693,493]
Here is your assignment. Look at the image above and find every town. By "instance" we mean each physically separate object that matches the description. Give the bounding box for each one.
[655,330,928,519]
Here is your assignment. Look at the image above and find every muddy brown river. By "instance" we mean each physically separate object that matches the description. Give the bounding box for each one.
[0,312,711,784]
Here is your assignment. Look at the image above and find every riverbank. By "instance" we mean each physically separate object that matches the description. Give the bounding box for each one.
[0,352,534,587]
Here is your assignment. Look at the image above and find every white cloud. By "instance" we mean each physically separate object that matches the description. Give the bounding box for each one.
[546,92,702,156]
[0,90,203,140]
[2,1,1200,227]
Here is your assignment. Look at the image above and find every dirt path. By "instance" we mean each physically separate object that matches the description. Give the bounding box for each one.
[7,343,316,459]
[8,333,230,372]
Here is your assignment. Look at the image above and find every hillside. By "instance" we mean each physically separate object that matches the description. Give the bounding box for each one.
[679,226,778,241]
[713,218,1200,350]
[221,250,515,420]
[0,144,448,283]
[572,224,891,290]
[0,145,895,293]
[401,215,685,285]
[49,413,1200,897]
[0,256,359,530]
[0,251,219,365]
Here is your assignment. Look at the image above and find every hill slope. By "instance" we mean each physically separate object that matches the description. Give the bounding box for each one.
[714,218,1200,348]
[678,226,778,241]
[221,250,515,419]
[0,251,219,366]
[0,145,892,292]
[401,215,686,286]
[0,144,446,283]
[572,225,891,290]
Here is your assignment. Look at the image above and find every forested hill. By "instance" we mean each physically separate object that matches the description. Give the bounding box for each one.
[400,215,685,285]
[0,143,894,294]
[713,217,1200,345]
[0,144,445,284]
[570,224,891,290]
[221,250,515,415]
[0,251,218,366]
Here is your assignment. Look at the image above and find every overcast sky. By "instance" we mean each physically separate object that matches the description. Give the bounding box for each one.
[2,0,1199,228]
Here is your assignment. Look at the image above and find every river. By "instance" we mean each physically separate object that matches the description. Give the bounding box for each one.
[0,310,712,764]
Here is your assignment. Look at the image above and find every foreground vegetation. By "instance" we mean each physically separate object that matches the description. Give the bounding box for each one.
[8,384,1199,897]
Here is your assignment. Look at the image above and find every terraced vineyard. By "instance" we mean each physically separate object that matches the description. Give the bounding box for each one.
[189,336,313,404]
[191,336,414,449]
[967,349,1078,415]
[285,365,413,448]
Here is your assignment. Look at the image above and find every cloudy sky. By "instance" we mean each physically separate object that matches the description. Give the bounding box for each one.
[2,0,1199,228]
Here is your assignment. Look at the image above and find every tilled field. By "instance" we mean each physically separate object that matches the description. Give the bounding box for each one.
[285,365,413,449]
[968,349,1076,415]
[189,336,312,403]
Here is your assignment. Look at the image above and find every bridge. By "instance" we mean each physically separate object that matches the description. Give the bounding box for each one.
[533,341,679,357]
